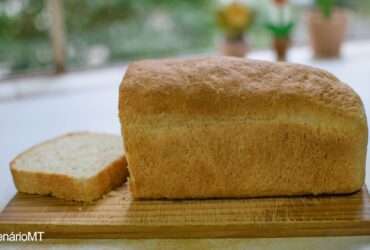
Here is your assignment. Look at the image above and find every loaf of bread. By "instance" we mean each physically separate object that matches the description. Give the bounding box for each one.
[119,56,368,199]
[11,132,128,202]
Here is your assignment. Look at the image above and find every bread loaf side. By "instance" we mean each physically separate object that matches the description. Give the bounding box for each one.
[119,57,368,199]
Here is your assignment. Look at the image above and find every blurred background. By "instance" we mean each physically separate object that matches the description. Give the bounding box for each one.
[0,0,370,78]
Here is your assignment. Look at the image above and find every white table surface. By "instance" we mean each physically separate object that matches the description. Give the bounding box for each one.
[0,41,370,248]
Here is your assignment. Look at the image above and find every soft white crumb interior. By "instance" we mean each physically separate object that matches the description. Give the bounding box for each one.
[13,133,123,179]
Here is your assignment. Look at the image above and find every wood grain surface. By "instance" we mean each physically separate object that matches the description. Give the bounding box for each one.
[0,184,369,239]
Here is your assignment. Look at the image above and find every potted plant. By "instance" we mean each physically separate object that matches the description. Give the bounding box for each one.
[266,0,294,61]
[216,1,254,57]
[307,0,348,58]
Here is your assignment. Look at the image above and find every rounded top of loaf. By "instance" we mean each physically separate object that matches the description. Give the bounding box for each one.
[120,56,367,128]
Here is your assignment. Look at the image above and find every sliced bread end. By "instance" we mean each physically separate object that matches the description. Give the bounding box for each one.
[10,132,128,202]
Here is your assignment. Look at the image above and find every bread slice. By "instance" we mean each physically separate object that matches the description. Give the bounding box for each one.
[10,132,128,202]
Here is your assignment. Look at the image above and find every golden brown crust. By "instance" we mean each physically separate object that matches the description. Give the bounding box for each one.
[124,121,366,199]
[119,56,368,199]
[120,57,366,123]
[10,132,128,202]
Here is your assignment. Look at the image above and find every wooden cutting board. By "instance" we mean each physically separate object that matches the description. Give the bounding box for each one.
[0,184,369,238]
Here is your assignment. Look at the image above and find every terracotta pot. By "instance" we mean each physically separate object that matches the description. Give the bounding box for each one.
[273,37,290,61]
[307,8,347,58]
[220,38,248,57]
